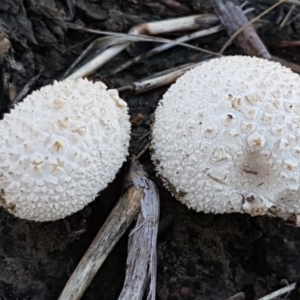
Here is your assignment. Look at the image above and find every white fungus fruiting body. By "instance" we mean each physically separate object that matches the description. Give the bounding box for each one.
[151,55,300,219]
[0,78,131,222]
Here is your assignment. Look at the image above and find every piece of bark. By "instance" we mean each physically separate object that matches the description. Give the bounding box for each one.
[118,164,160,300]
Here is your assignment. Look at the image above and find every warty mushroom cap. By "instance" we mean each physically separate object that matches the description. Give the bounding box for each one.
[151,55,300,220]
[0,78,131,222]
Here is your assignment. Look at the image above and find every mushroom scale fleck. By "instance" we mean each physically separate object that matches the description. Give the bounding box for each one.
[151,55,300,219]
[0,78,131,222]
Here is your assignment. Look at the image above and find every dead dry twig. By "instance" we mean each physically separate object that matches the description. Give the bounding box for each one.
[211,0,270,58]
[118,157,159,300]
[117,62,202,94]
[58,159,159,300]
[218,0,286,54]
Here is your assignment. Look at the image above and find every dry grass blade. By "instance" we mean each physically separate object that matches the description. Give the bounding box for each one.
[65,23,214,48]
[62,32,217,79]
[63,15,221,79]
[279,4,296,27]
[58,161,148,300]
[285,0,300,5]
[110,25,223,76]
[135,142,151,160]
[118,159,160,300]
[64,0,75,20]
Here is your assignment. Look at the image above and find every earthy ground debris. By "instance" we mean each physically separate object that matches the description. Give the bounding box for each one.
[1,0,300,299]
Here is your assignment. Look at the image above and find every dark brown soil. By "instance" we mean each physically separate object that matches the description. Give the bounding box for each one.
[1,0,300,299]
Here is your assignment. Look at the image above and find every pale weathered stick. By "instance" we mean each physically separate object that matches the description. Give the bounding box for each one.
[118,163,160,300]
[257,282,296,300]
[218,0,285,54]
[211,0,270,58]
[225,292,245,300]
[225,2,271,59]
[58,162,145,300]
[110,24,223,75]
[65,14,219,80]
[117,62,201,94]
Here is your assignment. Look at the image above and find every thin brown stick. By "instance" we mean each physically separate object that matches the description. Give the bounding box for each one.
[135,142,151,160]
[160,0,192,14]
[265,40,300,48]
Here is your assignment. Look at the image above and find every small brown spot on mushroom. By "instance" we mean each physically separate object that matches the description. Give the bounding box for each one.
[53,99,64,109]
[243,169,258,175]
[246,195,255,202]
[51,140,65,153]
[154,159,160,165]
[231,97,243,109]
[268,206,280,215]
[0,193,16,211]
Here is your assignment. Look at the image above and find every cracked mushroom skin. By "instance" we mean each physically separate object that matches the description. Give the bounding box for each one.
[0,78,131,222]
[151,55,300,219]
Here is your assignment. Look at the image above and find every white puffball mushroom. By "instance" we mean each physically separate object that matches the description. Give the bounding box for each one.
[151,55,300,220]
[0,78,131,222]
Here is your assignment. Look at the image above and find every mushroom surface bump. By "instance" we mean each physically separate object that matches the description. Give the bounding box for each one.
[0,78,131,222]
[151,55,300,219]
